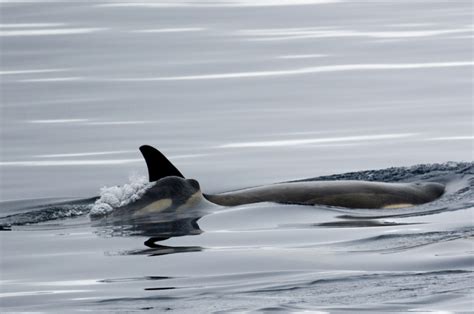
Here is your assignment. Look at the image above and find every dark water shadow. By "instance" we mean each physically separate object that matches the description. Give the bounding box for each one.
[92,215,203,238]
[315,220,420,228]
[99,276,173,283]
[280,219,420,229]
[92,213,205,250]
[337,207,451,220]
[121,244,203,257]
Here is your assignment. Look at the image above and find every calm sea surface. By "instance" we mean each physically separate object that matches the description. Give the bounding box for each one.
[1,1,473,312]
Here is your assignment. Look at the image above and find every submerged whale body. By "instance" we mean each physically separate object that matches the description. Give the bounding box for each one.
[133,145,445,212]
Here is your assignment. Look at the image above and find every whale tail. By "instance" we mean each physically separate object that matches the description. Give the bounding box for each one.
[139,145,185,182]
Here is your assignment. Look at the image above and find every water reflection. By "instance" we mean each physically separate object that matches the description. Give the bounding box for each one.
[92,214,205,255]
[302,220,417,228]
[125,244,203,257]
[92,215,204,246]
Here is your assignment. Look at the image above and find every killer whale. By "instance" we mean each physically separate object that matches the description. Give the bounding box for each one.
[135,145,445,211]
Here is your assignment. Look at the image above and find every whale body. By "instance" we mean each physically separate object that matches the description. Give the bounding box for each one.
[204,180,444,209]
[132,145,445,212]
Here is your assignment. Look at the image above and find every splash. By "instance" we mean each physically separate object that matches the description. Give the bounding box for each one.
[90,175,153,217]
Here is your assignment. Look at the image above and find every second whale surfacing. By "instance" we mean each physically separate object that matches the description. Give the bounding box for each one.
[205,180,445,209]
[126,145,445,214]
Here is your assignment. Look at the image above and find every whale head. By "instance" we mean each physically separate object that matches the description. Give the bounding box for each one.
[413,181,445,201]
[131,176,203,216]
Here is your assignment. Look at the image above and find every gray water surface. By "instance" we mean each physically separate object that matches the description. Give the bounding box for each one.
[1,0,473,312]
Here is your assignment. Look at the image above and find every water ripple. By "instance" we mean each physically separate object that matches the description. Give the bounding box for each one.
[219,133,417,148]
[0,28,107,37]
[239,27,474,41]
[97,0,341,8]
[112,61,474,81]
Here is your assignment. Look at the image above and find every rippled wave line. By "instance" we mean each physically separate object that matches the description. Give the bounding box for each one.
[0,28,106,37]
[28,119,89,124]
[116,61,474,81]
[240,27,474,40]
[277,54,327,59]
[0,154,205,167]
[0,23,66,28]
[19,77,84,82]
[0,290,90,298]
[246,270,473,293]
[219,133,416,148]
[429,136,474,141]
[11,62,472,83]
[0,159,142,167]
[97,0,341,8]
[35,151,135,158]
[133,28,206,33]
[0,69,69,75]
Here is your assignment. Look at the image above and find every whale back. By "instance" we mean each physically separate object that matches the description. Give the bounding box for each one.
[204,181,445,209]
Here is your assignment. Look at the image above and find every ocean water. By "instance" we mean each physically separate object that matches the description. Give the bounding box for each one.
[0,0,473,312]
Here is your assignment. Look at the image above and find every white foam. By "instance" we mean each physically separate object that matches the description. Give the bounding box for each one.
[219,133,417,148]
[90,175,153,217]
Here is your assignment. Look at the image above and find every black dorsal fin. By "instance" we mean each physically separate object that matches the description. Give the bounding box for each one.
[139,145,185,182]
